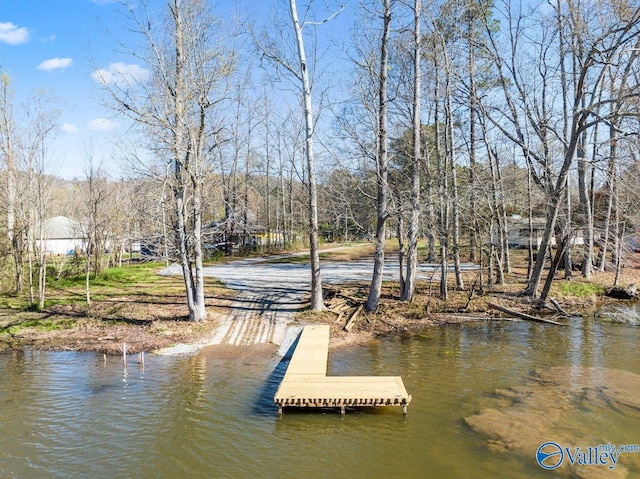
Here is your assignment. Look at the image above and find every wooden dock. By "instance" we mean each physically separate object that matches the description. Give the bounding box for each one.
[273,325,412,415]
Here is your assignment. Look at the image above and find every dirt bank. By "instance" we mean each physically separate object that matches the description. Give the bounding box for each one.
[0,281,598,356]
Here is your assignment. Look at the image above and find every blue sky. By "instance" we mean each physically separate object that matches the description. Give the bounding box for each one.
[0,0,130,179]
[0,0,353,179]
[0,0,258,179]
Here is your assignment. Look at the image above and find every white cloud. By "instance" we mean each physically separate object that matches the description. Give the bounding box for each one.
[61,123,79,133]
[37,57,73,72]
[87,118,117,131]
[92,62,149,86]
[0,22,30,45]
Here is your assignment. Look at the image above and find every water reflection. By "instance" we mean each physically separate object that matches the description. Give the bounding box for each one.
[0,319,639,478]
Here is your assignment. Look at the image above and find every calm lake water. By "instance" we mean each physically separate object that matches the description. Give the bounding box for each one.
[1,318,639,479]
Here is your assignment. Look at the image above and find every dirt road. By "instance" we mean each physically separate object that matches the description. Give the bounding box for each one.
[204,255,397,354]
[156,251,479,355]
[201,253,479,355]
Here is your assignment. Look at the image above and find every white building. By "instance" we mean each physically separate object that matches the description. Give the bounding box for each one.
[40,216,86,255]
[505,215,584,249]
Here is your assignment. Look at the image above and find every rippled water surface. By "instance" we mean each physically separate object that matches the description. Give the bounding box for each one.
[1,318,639,479]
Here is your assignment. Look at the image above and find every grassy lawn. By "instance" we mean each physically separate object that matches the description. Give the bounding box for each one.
[0,262,235,354]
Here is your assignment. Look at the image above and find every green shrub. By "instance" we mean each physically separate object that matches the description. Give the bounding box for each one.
[558,281,604,297]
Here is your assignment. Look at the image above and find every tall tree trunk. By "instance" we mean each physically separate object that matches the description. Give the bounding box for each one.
[280,159,288,247]
[37,202,46,310]
[366,0,391,312]
[402,0,421,302]
[397,215,406,296]
[265,118,272,246]
[487,145,505,285]
[433,41,448,300]
[85,253,92,305]
[172,0,206,322]
[289,0,324,310]
[526,162,534,280]
[27,224,34,305]
[562,175,572,280]
[613,204,624,287]
[191,182,207,321]
[467,8,478,264]
[577,141,593,278]
[444,59,464,291]
[559,1,572,282]
[243,121,251,253]
[599,104,620,272]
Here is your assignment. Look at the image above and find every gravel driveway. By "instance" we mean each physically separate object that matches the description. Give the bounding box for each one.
[203,256,395,353]
[199,253,479,355]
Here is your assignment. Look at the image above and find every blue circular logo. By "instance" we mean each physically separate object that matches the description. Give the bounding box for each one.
[537,442,564,470]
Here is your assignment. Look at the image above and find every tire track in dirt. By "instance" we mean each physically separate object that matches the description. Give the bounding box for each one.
[204,257,367,351]
[209,287,302,349]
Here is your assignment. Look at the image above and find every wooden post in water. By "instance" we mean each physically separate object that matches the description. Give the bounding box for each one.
[122,342,127,369]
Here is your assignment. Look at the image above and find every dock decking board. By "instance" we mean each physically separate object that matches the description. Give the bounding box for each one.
[273,325,412,415]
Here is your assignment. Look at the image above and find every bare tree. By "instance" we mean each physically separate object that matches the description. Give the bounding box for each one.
[96,0,233,321]
[287,0,323,310]
[254,0,343,311]
[401,0,422,302]
[365,0,394,312]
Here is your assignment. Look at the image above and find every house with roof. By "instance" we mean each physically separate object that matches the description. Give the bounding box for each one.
[40,216,86,255]
[504,215,584,249]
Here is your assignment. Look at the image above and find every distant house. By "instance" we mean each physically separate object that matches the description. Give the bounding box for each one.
[504,216,548,249]
[504,215,584,249]
[40,216,86,255]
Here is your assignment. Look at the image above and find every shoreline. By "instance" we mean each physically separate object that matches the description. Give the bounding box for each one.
[0,307,494,356]
[1,263,636,357]
[0,305,595,357]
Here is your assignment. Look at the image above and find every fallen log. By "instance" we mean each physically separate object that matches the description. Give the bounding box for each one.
[487,302,565,326]
[333,303,353,313]
[444,315,519,322]
[548,297,574,317]
[344,305,364,332]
